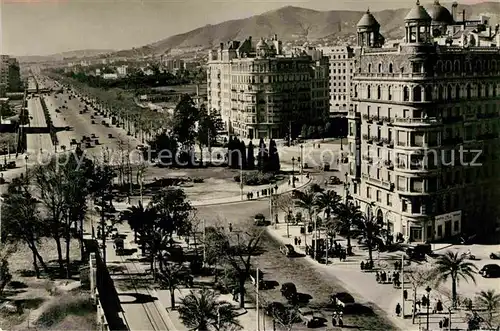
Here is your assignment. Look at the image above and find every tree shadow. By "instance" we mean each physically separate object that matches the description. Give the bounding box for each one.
[119,293,157,304]
[260,280,279,290]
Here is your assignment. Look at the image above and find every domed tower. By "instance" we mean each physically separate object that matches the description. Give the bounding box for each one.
[356,9,384,48]
[404,0,432,44]
[256,38,269,58]
[428,0,454,37]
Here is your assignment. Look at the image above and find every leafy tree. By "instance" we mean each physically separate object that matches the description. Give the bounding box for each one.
[317,125,324,141]
[273,192,295,237]
[300,124,308,138]
[205,227,263,308]
[307,126,316,139]
[354,213,386,265]
[197,105,223,165]
[121,201,152,243]
[178,289,241,331]
[405,267,437,323]
[246,141,255,170]
[148,132,178,167]
[476,289,500,325]
[172,94,199,148]
[267,139,280,172]
[239,140,247,170]
[2,178,49,277]
[433,251,477,307]
[0,247,13,298]
[325,122,332,138]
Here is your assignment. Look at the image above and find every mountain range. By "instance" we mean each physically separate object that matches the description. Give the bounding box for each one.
[18,50,115,63]
[113,2,499,58]
[19,2,500,62]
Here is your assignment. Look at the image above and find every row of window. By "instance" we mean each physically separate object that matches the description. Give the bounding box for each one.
[365,59,499,74]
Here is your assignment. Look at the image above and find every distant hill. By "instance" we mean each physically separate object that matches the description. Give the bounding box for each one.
[18,49,115,63]
[113,1,499,57]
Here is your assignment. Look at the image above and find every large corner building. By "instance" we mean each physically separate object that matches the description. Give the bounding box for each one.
[207,35,329,139]
[0,55,22,96]
[348,1,500,243]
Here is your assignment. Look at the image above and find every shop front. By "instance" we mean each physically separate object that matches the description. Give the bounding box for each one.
[434,211,462,241]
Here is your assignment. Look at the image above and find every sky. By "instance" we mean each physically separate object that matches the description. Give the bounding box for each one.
[0,0,485,56]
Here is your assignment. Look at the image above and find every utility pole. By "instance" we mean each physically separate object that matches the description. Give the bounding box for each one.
[401,254,405,319]
[256,268,260,331]
[314,211,318,260]
[240,161,243,200]
[202,219,206,267]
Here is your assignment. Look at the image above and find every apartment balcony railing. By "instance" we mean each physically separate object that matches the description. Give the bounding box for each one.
[393,117,439,125]
[362,173,395,191]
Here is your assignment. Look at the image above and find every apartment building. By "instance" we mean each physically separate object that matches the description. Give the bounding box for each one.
[320,46,356,115]
[348,1,500,243]
[207,34,329,139]
[0,55,22,95]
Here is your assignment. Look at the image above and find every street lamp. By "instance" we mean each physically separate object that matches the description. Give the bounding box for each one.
[291,157,296,188]
[425,286,431,331]
[300,144,304,176]
[297,157,301,184]
[0,196,4,245]
[25,155,29,173]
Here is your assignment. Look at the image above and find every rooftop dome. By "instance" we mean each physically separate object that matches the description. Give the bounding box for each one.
[357,10,380,28]
[428,0,454,24]
[405,0,432,22]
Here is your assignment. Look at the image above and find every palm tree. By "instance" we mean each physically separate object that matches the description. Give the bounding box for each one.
[433,251,477,307]
[333,201,362,252]
[294,188,317,246]
[178,289,241,331]
[157,260,190,309]
[476,289,500,324]
[121,201,154,243]
[354,213,385,264]
[314,189,342,221]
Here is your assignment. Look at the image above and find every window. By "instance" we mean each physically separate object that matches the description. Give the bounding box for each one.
[413,86,422,102]
[367,187,372,199]
[389,63,393,73]
[402,199,408,212]
[387,194,392,206]
[377,86,381,99]
[466,84,472,99]
[388,86,392,100]
[455,85,460,99]
[403,86,409,101]
[376,190,382,202]
[377,168,381,179]
[367,86,371,99]
[368,63,372,73]
[378,63,382,73]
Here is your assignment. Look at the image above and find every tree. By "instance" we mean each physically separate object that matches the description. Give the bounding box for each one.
[178,289,241,331]
[273,192,295,237]
[294,188,317,228]
[314,190,342,221]
[157,260,190,309]
[267,139,280,172]
[205,227,263,308]
[307,126,315,139]
[246,141,255,170]
[148,132,178,166]
[121,201,154,243]
[405,267,437,323]
[354,213,385,265]
[476,289,500,326]
[325,122,332,138]
[172,94,199,148]
[2,178,49,278]
[0,252,12,298]
[333,201,361,251]
[300,124,307,138]
[197,105,223,165]
[433,251,478,308]
[256,138,268,171]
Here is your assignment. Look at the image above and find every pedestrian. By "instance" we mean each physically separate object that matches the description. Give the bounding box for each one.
[376,271,380,282]
[288,179,291,186]
[360,261,365,270]
[395,303,401,317]
[232,288,238,302]
[313,143,315,148]
[342,251,347,261]
[294,237,298,245]
[439,320,443,329]
[257,192,259,198]
[318,143,320,148]
[403,290,408,300]
[298,238,302,246]
[229,223,233,232]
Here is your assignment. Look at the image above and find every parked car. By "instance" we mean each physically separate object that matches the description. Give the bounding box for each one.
[91,120,95,124]
[490,251,500,259]
[330,292,355,308]
[91,133,96,138]
[322,163,330,171]
[94,139,100,145]
[329,176,342,185]
[108,133,113,138]
[280,244,296,257]
[85,142,92,148]
[297,308,324,328]
[280,282,297,302]
[480,264,500,278]
[254,213,269,226]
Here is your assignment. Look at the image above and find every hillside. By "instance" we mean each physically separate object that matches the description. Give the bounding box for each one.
[18,49,115,63]
[114,1,499,57]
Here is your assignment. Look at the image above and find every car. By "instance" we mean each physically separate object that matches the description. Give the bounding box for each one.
[490,252,500,259]
[85,142,92,148]
[280,244,296,257]
[94,139,100,145]
[79,110,83,114]
[108,133,113,138]
[65,126,70,131]
[479,264,500,278]
[101,120,106,125]
[254,213,269,226]
[55,109,60,113]
[330,292,355,308]
[90,115,94,119]
[91,120,95,124]
[297,308,325,328]
[91,133,96,138]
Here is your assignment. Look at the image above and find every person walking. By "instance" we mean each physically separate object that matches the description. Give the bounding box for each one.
[294,237,298,245]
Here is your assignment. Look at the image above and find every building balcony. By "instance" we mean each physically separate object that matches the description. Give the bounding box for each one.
[383,160,394,170]
[362,155,373,163]
[362,134,372,143]
[362,173,395,191]
[393,117,439,126]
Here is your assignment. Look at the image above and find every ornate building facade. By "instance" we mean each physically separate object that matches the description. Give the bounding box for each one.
[348,1,500,243]
[207,35,329,139]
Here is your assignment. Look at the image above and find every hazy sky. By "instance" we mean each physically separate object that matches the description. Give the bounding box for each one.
[0,0,483,56]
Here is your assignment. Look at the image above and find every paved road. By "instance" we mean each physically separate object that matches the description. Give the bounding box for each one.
[195,200,398,331]
[26,97,47,128]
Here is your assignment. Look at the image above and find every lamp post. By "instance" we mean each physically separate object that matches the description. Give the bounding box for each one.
[291,157,296,188]
[0,196,4,246]
[297,156,301,184]
[425,286,431,331]
[300,144,304,176]
[25,155,28,173]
